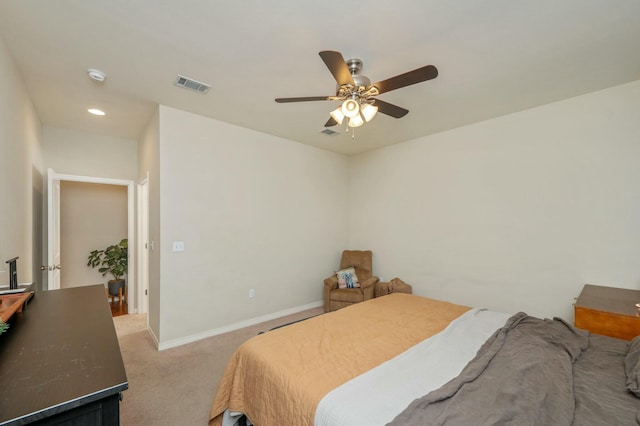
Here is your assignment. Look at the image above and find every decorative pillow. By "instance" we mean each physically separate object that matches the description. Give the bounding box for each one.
[625,336,640,397]
[336,267,360,289]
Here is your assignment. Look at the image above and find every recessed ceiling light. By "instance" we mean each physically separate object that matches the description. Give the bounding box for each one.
[88,108,106,116]
[87,68,106,82]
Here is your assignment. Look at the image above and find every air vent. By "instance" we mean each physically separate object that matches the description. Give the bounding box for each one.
[175,74,211,94]
[321,128,338,135]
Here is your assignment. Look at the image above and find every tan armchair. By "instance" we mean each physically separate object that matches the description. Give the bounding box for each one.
[323,250,379,312]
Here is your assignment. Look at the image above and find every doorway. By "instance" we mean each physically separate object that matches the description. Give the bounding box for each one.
[60,181,127,288]
[45,169,139,313]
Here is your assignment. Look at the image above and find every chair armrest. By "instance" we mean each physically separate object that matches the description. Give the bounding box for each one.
[361,276,379,301]
[324,275,339,290]
[360,276,379,290]
[323,275,339,312]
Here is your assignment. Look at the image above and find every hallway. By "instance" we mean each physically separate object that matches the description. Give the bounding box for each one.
[109,300,128,317]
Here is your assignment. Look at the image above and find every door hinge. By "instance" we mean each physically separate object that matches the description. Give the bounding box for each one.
[145,289,148,295]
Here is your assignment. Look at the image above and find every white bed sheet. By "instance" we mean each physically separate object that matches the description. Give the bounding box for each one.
[314,308,510,426]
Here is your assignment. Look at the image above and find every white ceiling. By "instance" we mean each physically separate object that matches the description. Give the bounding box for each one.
[1,1,639,156]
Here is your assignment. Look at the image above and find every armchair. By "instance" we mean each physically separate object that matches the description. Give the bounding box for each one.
[323,250,379,312]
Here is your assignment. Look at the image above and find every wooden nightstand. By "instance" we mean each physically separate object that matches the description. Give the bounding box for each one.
[574,284,640,340]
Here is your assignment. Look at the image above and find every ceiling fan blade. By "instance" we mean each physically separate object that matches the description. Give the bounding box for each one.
[275,96,332,103]
[325,117,338,127]
[372,65,438,95]
[319,51,354,87]
[373,99,409,118]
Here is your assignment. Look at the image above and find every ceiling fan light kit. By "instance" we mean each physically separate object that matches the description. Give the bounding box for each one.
[361,103,378,122]
[329,101,377,129]
[348,113,364,128]
[329,107,345,125]
[275,50,438,139]
[341,98,360,118]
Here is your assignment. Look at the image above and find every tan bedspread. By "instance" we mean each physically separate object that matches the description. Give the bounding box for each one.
[209,293,471,426]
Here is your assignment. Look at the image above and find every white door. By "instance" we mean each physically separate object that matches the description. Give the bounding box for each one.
[137,179,149,314]
[47,168,61,289]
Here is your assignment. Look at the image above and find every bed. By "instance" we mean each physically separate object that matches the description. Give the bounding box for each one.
[209,293,640,426]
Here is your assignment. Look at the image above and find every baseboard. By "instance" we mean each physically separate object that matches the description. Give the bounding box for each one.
[147,325,160,349]
[157,300,323,351]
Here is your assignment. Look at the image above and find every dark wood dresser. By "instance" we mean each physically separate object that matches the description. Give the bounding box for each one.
[0,285,128,425]
[574,284,640,341]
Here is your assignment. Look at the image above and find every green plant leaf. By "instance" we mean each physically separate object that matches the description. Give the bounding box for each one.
[87,239,128,281]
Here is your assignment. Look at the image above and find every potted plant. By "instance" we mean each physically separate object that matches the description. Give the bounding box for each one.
[87,238,128,298]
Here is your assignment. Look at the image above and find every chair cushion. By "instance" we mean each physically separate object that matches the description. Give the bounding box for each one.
[330,288,364,303]
[336,267,360,289]
[340,250,372,281]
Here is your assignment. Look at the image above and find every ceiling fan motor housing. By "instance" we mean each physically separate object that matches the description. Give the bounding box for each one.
[346,58,371,88]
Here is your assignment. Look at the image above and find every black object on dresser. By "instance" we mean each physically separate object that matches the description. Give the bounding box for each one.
[0,285,128,425]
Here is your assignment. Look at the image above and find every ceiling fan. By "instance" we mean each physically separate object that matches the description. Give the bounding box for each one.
[275,50,438,130]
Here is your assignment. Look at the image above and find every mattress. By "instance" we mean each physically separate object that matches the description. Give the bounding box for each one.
[209,293,472,426]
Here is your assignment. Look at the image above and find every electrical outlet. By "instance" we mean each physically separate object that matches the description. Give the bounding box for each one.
[249,288,255,298]
[172,241,185,252]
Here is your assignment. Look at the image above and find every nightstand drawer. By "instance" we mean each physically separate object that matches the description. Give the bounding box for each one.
[574,284,640,340]
[575,307,640,340]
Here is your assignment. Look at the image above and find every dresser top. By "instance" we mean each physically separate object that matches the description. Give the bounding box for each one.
[0,285,128,425]
[576,284,640,317]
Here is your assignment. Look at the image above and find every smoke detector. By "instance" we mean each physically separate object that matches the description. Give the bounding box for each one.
[87,68,106,82]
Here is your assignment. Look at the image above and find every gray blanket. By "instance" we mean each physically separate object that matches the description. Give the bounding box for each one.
[388,312,640,425]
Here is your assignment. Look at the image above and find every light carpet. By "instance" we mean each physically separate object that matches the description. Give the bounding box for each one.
[113,314,147,336]
[114,307,323,426]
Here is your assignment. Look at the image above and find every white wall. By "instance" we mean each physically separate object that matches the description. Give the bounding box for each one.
[43,125,137,180]
[41,125,136,292]
[59,181,128,288]
[138,108,161,338]
[0,35,43,287]
[349,80,640,321]
[156,106,348,343]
